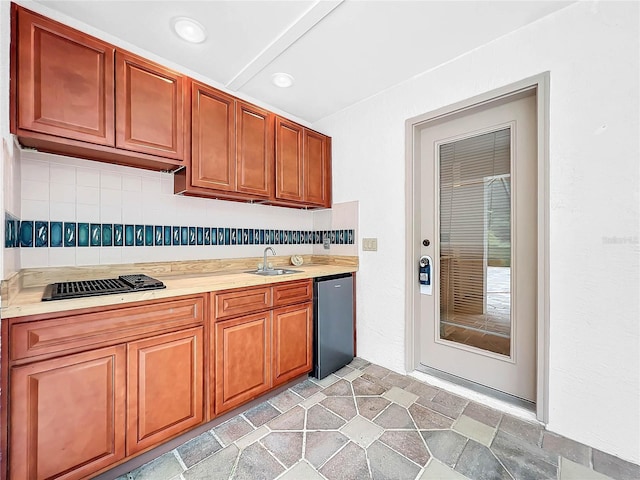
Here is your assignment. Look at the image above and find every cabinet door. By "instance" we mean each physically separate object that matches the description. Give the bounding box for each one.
[10,346,126,480]
[215,312,271,414]
[16,7,115,145]
[127,327,204,455]
[236,102,274,197]
[275,117,304,202]
[272,303,313,386]
[116,51,187,160]
[191,82,236,191]
[304,130,332,207]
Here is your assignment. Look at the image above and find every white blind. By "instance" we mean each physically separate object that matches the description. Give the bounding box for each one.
[439,128,511,321]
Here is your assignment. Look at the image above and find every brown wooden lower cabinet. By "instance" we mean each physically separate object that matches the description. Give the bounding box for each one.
[10,345,127,480]
[127,327,204,455]
[272,303,312,386]
[215,312,271,414]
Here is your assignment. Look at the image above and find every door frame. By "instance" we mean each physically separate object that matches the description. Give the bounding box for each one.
[404,73,550,422]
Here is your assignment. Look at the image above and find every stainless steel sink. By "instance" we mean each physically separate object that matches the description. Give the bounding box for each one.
[247,268,301,276]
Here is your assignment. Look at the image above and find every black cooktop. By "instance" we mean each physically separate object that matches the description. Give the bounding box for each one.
[42,274,166,301]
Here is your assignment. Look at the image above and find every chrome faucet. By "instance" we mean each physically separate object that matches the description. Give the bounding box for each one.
[262,247,276,271]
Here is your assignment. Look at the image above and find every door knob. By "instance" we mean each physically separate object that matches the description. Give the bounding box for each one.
[422,239,430,247]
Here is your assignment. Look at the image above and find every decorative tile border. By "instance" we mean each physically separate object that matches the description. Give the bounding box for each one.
[5,213,354,249]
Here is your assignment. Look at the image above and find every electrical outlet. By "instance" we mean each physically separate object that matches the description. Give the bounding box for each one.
[362,238,378,251]
[323,235,331,250]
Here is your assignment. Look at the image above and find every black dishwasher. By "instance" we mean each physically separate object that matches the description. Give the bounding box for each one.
[313,273,354,379]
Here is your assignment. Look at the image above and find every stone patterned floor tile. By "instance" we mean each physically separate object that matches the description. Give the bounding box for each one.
[462,401,503,427]
[243,401,281,427]
[349,357,371,370]
[260,431,303,468]
[363,364,392,379]
[267,405,305,430]
[367,440,422,480]
[321,396,358,420]
[592,449,640,480]
[356,396,392,420]
[381,372,412,389]
[176,431,222,468]
[278,460,326,480]
[213,416,255,445]
[319,441,370,480]
[306,404,347,430]
[352,377,387,396]
[382,386,419,408]
[304,431,350,468]
[542,431,590,466]
[561,457,615,480]
[333,365,356,377]
[421,430,468,468]
[233,442,285,480]
[498,414,543,446]
[405,380,440,400]
[182,445,239,480]
[235,425,269,450]
[455,440,512,480]
[417,390,468,419]
[420,459,471,479]
[310,374,340,388]
[373,403,415,429]
[342,368,365,382]
[409,403,455,429]
[491,430,558,480]
[268,390,304,413]
[301,392,327,408]
[340,415,384,448]
[453,415,496,447]
[289,379,323,398]
[379,430,431,466]
[129,452,184,480]
[323,379,353,396]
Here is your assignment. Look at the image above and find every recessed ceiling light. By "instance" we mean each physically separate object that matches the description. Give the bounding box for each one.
[272,73,295,88]
[172,17,206,44]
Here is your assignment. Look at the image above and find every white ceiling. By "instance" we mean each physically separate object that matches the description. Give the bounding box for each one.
[32,0,571,123]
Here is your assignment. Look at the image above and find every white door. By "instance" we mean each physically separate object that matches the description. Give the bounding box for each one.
[418,92,537,402]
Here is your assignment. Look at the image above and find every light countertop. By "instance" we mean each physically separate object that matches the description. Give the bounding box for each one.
[2,262,357,320]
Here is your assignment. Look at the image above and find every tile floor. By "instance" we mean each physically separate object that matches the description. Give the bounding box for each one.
[118,359,640,480]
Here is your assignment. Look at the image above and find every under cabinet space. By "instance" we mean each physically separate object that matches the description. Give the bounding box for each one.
[214,286,271,320]
[272,303,312,386]
[127,327,204,455]
[10,345,127,480]
[215,312,272,415]
[272,279,312,307]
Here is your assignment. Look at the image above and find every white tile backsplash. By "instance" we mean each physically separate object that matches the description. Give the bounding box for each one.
[13,154,356,268]
[76,167,100,187]
[22,180,49,201]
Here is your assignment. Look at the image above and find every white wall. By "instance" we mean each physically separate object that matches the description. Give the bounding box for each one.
[314,0,639,464]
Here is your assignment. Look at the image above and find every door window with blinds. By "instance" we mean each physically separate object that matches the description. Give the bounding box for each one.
[438,128,512,356]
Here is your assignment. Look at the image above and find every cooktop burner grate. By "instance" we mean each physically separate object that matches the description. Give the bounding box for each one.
[42,274,165,301]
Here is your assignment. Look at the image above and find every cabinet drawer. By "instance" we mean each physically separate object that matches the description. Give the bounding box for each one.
[272,280,312,307]
[10,296,204,361]
[215,287,271,320]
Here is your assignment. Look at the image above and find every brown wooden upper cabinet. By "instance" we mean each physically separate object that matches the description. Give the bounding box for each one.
[275,117,332,208]
[116,51,189,161]
[11,5,185,171]
[178,81,273,200]
[14,7,115,146]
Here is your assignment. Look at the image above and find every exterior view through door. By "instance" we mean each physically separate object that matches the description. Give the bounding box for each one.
[417,91,537,403]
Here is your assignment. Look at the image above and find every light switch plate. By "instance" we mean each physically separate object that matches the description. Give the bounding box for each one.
[323,235,330,250]
[362,238,378,251]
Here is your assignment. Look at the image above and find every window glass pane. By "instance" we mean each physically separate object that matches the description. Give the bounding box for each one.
[439,128,511,356]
